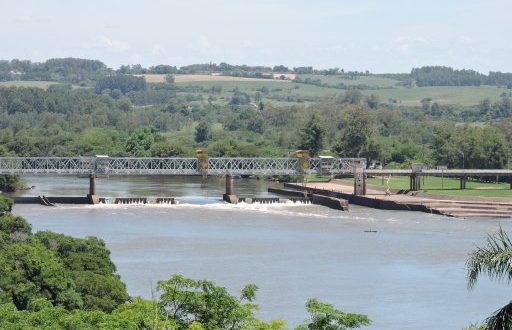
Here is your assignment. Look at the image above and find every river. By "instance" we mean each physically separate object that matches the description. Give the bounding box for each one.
[9,175,512,329]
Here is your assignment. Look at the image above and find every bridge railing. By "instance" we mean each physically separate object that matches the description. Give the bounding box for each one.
[0,157,94,175]
[0,157,366,176]
[102,157,199,175]
[207,157,299,175]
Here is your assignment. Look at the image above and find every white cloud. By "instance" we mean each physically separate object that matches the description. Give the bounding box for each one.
[2,0,512,72]
[151,44,163,56]
[90,36,129,52]
[14,15,32,22]
[199,35,210,50]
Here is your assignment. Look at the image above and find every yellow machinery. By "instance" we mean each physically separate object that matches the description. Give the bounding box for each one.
[294,150,310,185]
[196,150,209,171]
[294,150,310,171]
[196,150,209,192]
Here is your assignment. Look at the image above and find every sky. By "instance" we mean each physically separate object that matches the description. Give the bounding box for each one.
[1,0,510,73]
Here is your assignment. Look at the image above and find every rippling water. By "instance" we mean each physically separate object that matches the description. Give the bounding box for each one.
[9,176,512,329]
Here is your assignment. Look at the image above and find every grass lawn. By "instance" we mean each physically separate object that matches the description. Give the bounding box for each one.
[367,85,505,106]
[176,78,506,107]
[0,80,61,89]
[367,175,512,198]
[298,74,400,88]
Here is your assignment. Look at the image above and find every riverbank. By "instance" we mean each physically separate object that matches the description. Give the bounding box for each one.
[285,180,512,218]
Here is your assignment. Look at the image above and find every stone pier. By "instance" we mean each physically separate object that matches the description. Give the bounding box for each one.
[223,174,238,204]
[353,164,366,195]
[87,174,100,204]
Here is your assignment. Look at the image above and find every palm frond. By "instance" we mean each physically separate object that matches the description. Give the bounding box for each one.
[467,227,512,289]
[485,301,512,330]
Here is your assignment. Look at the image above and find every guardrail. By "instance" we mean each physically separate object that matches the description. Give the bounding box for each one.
[0,157,366,176]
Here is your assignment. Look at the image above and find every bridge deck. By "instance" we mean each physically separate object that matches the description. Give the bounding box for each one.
[0,157,509,177]
[0,157,364,176]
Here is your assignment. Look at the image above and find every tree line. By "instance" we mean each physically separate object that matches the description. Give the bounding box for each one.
[3,57,512,90]
[411,66,512,88]
[0,84,510,169]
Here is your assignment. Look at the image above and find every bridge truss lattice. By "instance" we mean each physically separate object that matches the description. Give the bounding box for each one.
[0,157,366,176]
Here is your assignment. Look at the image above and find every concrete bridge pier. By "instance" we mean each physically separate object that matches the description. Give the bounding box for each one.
[354,165,366,195]
[87,174,100,204]
[460,176,467,190]
[223,174,238,204]
[409,174,421,191]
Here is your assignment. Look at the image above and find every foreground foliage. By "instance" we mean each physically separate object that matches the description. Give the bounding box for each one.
[0,195,13,214]
[467,228,512,329]
[0,204,370,329]
[0,204,128,312]
[0,175,24,192]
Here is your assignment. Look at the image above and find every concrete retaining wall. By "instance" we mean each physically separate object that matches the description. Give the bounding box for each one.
[12,196,89,204]
[284,183,440,215]
[268,188,307,197]
[311,194,348,211]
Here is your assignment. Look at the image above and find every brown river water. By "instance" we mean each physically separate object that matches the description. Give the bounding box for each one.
[8,175,512,329]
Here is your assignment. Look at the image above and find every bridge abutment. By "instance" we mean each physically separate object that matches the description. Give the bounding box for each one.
[223,174,238,204]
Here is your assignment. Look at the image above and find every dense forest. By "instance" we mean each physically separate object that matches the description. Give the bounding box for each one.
[0,196,371,329]
[0,58,510,170]
[411,66,512,88]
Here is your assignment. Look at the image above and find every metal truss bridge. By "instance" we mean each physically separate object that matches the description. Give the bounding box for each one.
[0,157,366,176]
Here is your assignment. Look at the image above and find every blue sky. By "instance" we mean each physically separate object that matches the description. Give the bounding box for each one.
[1,0,510,72]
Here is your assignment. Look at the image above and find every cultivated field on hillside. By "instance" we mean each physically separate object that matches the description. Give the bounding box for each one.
[0,81,59,89]
[137,74,290,83]
[297,74,400,88]
[176,79,507,106]
[1,74,505,107]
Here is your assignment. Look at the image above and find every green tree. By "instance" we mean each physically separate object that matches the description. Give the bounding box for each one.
[296,298,371,330]
[0,175,25,192]
[35,231,128,312]
[157,274,258,329]
[95,75,147,94]
[467,228,512,329]
[150,141,185,157]
[333,106,374,158]
[299,113,326,156]
[0,213,128,313]
[126,127,156,157]
[0,243,83,310]
[195,121,211,144]
[0,213,31,246]
[342,90,363,105]
[0,196,13,214]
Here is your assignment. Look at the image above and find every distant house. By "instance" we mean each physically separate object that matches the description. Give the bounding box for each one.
[9,70,23,79]
[369,160,382,169]
[272,73,296,80]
